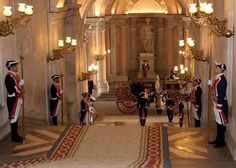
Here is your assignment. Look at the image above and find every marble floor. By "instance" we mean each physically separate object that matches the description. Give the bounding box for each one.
[0,102,236,167]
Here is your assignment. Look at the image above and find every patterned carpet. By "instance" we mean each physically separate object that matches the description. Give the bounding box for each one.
[1,125,85,168]
[1,124,171,168]
[129,124,171,168]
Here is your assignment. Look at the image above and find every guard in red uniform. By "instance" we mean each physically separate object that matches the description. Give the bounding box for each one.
[50,75,63,126]
[178,100,184,127]
[209,62,228,147]
[5,60,24,142]
[138,92,148,126]
[190,78,202,127]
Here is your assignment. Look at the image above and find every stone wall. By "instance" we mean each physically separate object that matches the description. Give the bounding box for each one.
[0,0,18,141]
[0,0,86,140]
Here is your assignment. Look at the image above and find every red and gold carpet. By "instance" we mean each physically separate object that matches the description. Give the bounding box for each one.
[1,125,87,168]
[1,124,171,168]
[129,124,171,168]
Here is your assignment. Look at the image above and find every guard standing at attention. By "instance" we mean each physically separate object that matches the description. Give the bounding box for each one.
[209,62,228,148]
[50,75,63,126]
[5,60,24,142]
[138,92,148,126]
[190,78,202,127]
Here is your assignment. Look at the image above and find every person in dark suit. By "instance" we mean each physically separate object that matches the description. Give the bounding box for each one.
[5,60,24,143]
[138,92,148,126]
[50,75,63,126]
[190,78,202,127]
[209,62,228,148]
[88,77,94,95]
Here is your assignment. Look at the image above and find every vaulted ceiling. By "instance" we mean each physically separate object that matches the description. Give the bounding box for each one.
[76,0,195,18]
[53,0,195,18]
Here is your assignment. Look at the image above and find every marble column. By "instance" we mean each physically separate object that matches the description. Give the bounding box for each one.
[96,21,109,96]
[87,25,96,66]
[105,22,112,82]
[223,0,236,159]
[116,20,128,81]
[87,24,97,90]
[199,26,211,127]
[164,19,175,74]
[183,17,193,74]
[130,18,138,77]
[176,22,185,65]
[110,20,117,80]
[156,21,164,78]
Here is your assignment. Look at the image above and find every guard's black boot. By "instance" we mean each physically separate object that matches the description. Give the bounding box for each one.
[142,119,146,126]
[140,119,142,126]
[11,123,23,143]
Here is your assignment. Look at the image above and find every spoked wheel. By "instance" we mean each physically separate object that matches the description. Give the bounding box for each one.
[116,93,138,114]
[116,82,131,97]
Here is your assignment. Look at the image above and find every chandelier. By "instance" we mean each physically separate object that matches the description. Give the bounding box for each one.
[47,37,77,61]
[189,3,234,38]
[0,3,33,36]
[179,38,207,62]
[94,49,110,61]
[174,64,192,83]
[78,64,98,81]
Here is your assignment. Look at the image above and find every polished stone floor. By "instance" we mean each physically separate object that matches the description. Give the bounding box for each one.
[0,101,236,167]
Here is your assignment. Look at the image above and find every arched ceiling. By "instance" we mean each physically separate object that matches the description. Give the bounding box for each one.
[75,0,195,18]
[51,0,195,18]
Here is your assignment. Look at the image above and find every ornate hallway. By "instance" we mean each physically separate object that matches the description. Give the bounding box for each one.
[1,0,236,167]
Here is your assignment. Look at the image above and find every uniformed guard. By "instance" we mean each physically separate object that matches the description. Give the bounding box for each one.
[88,96,96,125]
[138,92,148,126]
[80,93,89,125]
[190,78,202,127]
[50,75,63,126]
[165,95,175,123]
[178,100,184,127]
[88,77,94,95]
[209,62,228,147]
[5,60,24,142]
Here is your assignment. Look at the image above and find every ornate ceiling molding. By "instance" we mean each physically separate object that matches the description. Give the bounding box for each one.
[126,0,168,14]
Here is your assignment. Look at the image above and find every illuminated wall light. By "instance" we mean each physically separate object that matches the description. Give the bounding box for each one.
[56,0,65,8]
[174,66,178,72]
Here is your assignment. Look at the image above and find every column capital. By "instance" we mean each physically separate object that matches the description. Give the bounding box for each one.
[182,17,191,25]
[164,18,178,28]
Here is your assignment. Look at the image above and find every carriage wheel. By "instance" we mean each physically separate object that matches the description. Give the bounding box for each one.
[116,82,131,97]
[116,93,138,114]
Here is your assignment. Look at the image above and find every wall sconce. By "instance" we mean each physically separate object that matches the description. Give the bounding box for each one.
[94,49,110,61]
[189,3,234,38]
[47,37,77,62]
[179,38,207,62]
[78,64,98,82]
[0,3,33,36]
